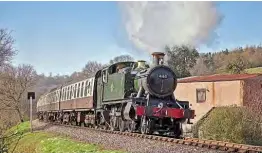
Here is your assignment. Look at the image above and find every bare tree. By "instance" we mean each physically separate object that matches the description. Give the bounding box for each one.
[226,55,249,74]
[109,55,134,64]
[0,117,24,153]
[190,57,210,76]
[1,125,10,153]
[0,29,17,67]
[0,64,37,122]
[82,61,104,77]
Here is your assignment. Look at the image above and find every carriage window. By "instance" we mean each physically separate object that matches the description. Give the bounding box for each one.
[58,91,60,102]
[85,81,91,96]
[61,89,64,101]
[62,89,64,101]
[75,84,78,98]
[81,82,84,97]
[68,87,71,100]
[88,81,91,95]
[72,86,75,99]
[65,88,68,100]
[56,91,58,102]
[69,86,72,99]
[65,89,67,99]
[196,88,206,103]
[84,81,88,97]
[77,83,81,98]
[67,87,70,100]
[91,79,94,95]
[74,84,77,98]
[67,86,71,100]
[79,83,82,98]
[67,87,69,100]
[65,87,68,100]
[64,88,66,100]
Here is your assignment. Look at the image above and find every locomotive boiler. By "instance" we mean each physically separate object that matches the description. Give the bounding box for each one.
[37,52,195,138]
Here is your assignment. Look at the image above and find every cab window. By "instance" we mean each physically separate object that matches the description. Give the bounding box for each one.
[102,69,108,83]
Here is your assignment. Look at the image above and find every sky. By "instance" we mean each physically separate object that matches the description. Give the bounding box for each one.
[1,1,262,76]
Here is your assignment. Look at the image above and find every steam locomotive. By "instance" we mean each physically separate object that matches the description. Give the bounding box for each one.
[37,52,195,138]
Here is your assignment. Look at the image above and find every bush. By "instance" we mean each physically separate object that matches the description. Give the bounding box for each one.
[198,106,262,146]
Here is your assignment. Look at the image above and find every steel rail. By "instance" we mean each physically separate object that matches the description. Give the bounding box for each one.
[37,120,262,153]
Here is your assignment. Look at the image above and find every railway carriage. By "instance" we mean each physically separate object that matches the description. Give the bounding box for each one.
[37,52,195,138]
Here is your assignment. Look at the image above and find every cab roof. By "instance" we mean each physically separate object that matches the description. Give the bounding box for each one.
[102,61,135,70]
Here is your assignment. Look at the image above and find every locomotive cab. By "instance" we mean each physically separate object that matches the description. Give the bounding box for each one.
[99,61,135,102]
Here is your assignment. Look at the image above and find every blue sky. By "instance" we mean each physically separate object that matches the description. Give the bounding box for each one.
[1,1,262,76]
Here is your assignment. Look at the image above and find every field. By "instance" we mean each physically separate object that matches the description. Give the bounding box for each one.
[245,67,262,74]
[5,122,125,153]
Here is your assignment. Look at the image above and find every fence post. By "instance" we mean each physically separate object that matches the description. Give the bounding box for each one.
[27,92,35,133]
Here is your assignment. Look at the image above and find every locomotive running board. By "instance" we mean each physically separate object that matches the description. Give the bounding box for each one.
[101,99,133,105]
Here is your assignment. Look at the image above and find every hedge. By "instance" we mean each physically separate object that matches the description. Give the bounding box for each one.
[194,106,262,146]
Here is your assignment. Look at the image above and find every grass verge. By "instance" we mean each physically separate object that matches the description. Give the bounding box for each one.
[5,121,126,153]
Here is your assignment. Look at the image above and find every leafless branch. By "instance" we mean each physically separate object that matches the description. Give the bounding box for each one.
[0,64,37,122]
[0,29,17,67]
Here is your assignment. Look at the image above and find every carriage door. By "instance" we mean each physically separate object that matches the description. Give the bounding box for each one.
[102,68,108,102]
[96,69,108,108]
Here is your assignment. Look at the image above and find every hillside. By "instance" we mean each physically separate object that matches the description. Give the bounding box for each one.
[245,67,262,74]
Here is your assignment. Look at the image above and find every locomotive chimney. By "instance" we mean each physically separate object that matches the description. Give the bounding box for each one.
[137,60,146,69]
[152,52,165,66]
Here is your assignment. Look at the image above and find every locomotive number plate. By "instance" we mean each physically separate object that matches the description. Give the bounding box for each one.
[158,74,168,79]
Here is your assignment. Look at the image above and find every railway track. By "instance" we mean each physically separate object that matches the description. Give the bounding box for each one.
[39,121,262,153]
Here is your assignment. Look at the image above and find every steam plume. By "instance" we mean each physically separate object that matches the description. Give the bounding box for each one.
[118,1,222,53]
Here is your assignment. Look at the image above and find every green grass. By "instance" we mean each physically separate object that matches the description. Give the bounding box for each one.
[245,67,262,74]
[5,121,30,136]
[5,122,126,153]
[10,132,125,153]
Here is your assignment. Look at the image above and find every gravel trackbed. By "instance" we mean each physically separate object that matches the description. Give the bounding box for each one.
[32,120,225,153]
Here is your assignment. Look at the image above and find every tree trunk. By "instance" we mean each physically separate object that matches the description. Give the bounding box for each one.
[16,108,24,123]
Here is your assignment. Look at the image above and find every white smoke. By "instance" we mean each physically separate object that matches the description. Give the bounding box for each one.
[118,1,222,53]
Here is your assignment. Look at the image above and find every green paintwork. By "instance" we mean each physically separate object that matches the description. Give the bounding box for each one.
[103,73,124,101]
[95,61,147,106]
[96,77,103,109]
[103,73,134,102]
[134,79,139,91]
